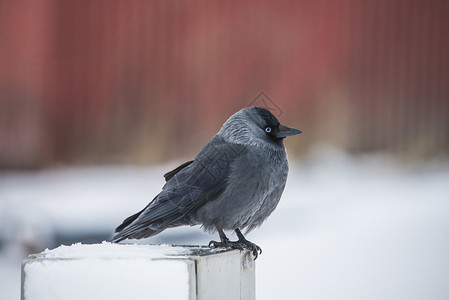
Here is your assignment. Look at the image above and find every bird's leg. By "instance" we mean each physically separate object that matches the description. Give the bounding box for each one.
[209,228,262,259]
[234,228,262,259]
[208,229,231,248]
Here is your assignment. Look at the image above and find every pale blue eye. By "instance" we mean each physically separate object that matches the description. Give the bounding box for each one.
[265,127,272,133]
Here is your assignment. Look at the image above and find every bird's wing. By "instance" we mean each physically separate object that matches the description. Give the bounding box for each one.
[163,160,194,181]
[113,136,247,240]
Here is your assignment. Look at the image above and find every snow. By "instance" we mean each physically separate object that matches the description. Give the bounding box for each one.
[39,242,189,259]
[1,148,449,299]
[23,243,192,300]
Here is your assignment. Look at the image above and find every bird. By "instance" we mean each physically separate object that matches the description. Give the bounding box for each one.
[112,107,301,259]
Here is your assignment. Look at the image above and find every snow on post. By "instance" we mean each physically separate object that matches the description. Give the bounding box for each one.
[21,242,255,300]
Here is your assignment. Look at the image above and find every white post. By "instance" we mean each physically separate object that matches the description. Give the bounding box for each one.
[21,243,255,300]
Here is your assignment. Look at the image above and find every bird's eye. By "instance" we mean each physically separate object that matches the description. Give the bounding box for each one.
[265,127,272,133]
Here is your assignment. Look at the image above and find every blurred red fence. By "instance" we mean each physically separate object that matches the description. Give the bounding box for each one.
[0,0,448,168]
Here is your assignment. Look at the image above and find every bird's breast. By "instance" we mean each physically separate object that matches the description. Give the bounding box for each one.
[192,146,288,231]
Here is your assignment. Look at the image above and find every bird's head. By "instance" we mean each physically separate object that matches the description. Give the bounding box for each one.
[218,107,302,148]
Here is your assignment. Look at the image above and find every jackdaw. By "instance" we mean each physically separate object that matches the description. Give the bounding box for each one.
[112,107,301,259]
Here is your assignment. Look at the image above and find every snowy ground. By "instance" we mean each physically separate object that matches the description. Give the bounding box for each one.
[1,148,449,299]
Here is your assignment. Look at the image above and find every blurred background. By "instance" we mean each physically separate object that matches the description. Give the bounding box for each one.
[1,1,448,299]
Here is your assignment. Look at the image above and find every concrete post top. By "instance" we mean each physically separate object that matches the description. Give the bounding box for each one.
[25,242,240,261]
[22,242,255,300]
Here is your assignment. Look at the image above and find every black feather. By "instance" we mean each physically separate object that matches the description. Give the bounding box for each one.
[163,160,194,181]
[114,197,156,233]
[115,162,194,234]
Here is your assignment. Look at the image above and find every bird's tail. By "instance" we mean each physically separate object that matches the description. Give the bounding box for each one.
[111,200,164,243]
[111,193,189,243]
[114,209,143,233]
[111,227,164,243]
[111,211,165,242]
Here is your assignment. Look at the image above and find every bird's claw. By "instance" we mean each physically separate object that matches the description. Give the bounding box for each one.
[208,240,262,260]
[240,241,262,260]
[208,240,223,248]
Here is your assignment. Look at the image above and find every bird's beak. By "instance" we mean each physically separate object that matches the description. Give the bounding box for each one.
[277,124,302,138]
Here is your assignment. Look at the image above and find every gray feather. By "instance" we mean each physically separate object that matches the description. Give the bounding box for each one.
[112,106,299,243]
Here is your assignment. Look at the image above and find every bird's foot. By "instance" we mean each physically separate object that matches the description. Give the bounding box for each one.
[208,240,228,248]
[209,239,262,260]
[234,240,262,260]
[208,235,231,248]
